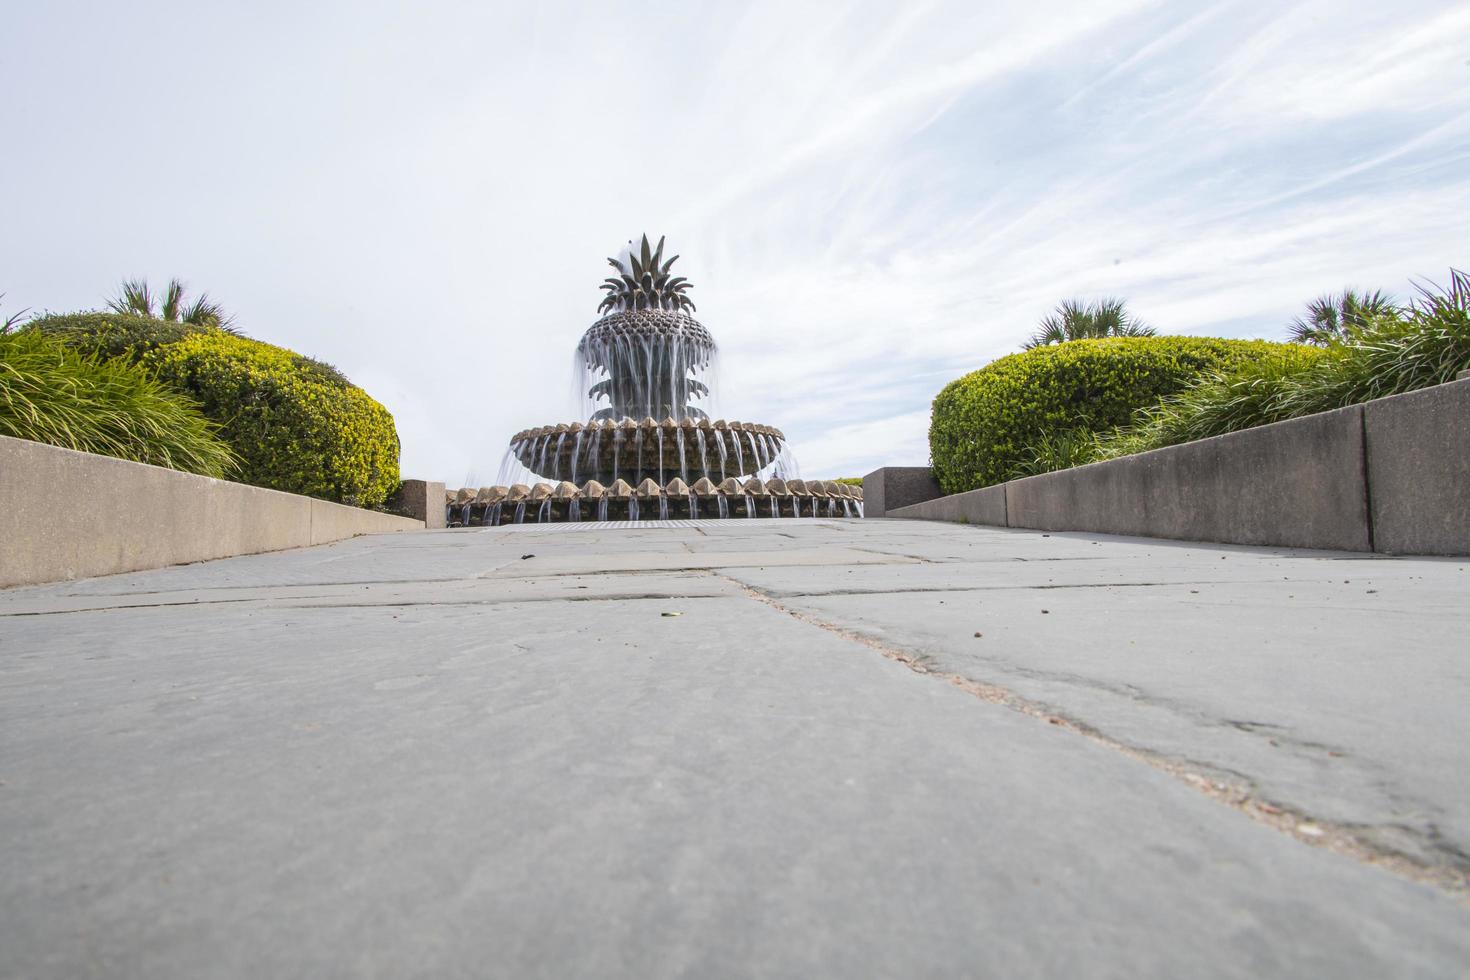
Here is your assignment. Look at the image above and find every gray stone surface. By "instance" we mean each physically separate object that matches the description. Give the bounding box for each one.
[394,478,447,530]
[890,482,1006,525]
[1365,378,1470,555]
[1005,405,1372,551]
[2,519,1468,978]
[861,466,941,518]
[0,435,422,588]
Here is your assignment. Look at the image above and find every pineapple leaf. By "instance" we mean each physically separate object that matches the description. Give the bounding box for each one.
[592,236,696,313]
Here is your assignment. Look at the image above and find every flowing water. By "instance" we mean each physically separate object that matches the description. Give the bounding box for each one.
[470,291,857,521]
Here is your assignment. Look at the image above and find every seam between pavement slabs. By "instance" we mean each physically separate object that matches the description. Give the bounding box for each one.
[746,580,1256,598]
[0,592,740,616]
[716,573,1470,904]
[0,575,1432,617]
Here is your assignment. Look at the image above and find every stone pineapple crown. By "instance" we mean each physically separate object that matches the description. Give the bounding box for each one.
[598,234,696,314]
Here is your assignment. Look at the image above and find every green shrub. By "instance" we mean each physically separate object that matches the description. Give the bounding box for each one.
[1102,270,1470,457]
[145,332,400,506]
[929,336,1308,493]
[0,329,236,476]
[29,311,213,362]
[834,477,864,486]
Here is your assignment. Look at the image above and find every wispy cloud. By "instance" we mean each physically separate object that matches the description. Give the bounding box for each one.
[2,0,1466,482]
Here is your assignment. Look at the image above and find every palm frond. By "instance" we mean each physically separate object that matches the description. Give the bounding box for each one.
[107,278,156,318]
[161,279,186,322]
[1025,298,1153,347]
[1290,289,1402,345]
[181,293,231,329]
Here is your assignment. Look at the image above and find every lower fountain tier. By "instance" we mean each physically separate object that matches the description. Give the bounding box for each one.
[510,418,786,484]
[445,476,863,525]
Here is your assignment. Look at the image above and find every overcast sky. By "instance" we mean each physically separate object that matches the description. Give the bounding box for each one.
[5,1,1468,483]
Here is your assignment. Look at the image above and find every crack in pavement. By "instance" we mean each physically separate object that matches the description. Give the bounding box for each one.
[717,573,1470,902]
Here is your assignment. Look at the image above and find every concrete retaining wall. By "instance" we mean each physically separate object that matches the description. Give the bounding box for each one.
[393,479,447,530]
[873,378,1470,556]
[862,466,942,518]
[1,435,424,588]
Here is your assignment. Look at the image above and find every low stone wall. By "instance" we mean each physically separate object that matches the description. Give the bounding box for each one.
[391,479,447,529]
[869,378,1470,556]
[861,466,941,519]
[0,435,424,588]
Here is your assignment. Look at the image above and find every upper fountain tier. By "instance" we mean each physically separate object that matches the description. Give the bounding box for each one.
[576,235,718,423]
[510,417,784,486]
[577,310,716,422]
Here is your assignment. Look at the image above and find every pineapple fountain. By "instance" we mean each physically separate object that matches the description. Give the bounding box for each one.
[448,235,863,525]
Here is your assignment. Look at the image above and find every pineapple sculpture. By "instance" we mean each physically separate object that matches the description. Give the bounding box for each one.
[465,232,864,521]
[579,234,717,423]
[505,233,811,490]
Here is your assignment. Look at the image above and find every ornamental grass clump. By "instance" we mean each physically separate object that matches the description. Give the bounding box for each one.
[1099,270,1470,458]
[1010,427,1106,479]
[0,329,236,477]
[1094,347,1331,459]
[1283,269,1470,410]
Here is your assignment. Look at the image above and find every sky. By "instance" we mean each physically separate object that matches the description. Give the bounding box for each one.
[5,1,1469,484]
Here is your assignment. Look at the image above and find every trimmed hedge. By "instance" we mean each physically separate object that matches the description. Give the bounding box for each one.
[145,332,400,506]
[929,336,1311,494]
[29,311,211,362]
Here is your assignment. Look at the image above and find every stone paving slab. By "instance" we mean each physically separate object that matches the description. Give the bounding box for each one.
[2,519,1468,978]
[752,579,1469,865]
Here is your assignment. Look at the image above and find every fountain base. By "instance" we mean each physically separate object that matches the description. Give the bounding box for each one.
[445,478,863,527]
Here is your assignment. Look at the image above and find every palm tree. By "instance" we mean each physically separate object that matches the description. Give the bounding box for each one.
[1024,298,1155,349]
[1289,289,1398,346]
[107,278,233,329]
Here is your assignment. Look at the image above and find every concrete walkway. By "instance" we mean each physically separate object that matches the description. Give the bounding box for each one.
[2,519,1467,978]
